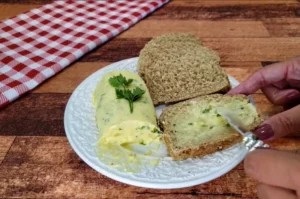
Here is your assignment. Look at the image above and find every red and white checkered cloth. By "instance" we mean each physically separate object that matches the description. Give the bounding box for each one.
[0,0,169,108]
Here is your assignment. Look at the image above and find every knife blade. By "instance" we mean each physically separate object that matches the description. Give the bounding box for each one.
[216,107,248,136]
[217,107,269,151]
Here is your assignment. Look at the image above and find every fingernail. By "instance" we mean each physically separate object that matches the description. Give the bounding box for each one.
[255,147,274,150]
[253,124,274,140]
[286,91,300,101]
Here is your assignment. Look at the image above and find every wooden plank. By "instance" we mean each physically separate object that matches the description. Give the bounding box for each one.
[30,62,261,93]
[171,0,298,6]
[0,93,69,136]
[0,136,15,164]
[0,3,43,21]
[79,38,300,63]
[120,20,270,38]
[263,18,300,37]
[0,137,256,198]
[1,136,299,198]
[202,38,300,62]
[79,38,148,63]
[252,93,284,120]
[267,138,300,150]
[32,62,111,93]
[0,0,297,5]
[0,93,289,136]
[0,0,51,4]
[261,61,278,67]
[151,2,300,20]
[223,62,261,82]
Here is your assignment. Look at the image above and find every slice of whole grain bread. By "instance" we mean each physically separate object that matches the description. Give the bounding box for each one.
[138,33,230,105]
[159,94,262,160]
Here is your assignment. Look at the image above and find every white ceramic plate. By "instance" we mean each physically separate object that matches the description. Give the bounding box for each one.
[64,57,251,189]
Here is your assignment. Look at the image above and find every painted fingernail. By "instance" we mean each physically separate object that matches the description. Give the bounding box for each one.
[255,147,273,150]
[286,91,300,101]
[253,124,274,140]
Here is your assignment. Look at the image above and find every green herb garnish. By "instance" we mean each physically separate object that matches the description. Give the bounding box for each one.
[109,74,145,113]
[151,128,161,134]
[202,108,211,113]
[109,74,133,88]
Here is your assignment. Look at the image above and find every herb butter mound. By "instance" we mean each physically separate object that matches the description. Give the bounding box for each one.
[93,70,160,142]
[138,33,230,105]
[92,71,162,172]
[159,94,262,161]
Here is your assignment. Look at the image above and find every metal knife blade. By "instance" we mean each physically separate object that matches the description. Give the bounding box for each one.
[216,107,269,151]
[216,107,248,136]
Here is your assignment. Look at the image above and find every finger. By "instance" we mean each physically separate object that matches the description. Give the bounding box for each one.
[261,86,300,105]
[283,101,300,110]
[257,183,297,199]
[244,149,300,190]
[292,149,300,155]
[228,58,300,95]
[253,105,300,140]
[228,61,289,95]
[287,58,300,89]
[273,80,289,89]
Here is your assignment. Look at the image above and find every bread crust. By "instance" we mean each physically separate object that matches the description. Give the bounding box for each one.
[159,94,263,160]
[138,33,231,106]
[164,132,242,160]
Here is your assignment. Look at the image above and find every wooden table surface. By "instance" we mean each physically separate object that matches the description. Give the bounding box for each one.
[1,0,300,198]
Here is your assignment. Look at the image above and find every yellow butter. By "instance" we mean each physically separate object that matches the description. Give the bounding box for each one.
[92,70,162,172]
[93,70,157,136]
[173,100,258,147]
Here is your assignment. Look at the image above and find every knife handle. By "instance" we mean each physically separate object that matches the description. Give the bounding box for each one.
[242,132,269,152]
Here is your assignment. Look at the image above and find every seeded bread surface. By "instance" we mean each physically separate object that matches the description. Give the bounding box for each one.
[138,33,231,105]
[159,94,263,160]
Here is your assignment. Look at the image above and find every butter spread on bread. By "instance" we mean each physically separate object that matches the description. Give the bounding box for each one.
[159,94,262,160]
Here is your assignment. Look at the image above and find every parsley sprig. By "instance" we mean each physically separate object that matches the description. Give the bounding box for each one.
[109,74,133,89]
[109,74,145,113]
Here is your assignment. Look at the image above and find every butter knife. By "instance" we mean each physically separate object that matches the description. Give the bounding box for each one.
[217,108,269,151]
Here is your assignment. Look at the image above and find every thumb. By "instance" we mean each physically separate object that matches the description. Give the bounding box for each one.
[253,105,300,140]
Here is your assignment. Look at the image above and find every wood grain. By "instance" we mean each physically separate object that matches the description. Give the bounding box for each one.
[171,0,298,6]
[120,20,270,38]
[30,62,261,93]
[263,18,300,37]
[1,0,300,198]
[151,2,300,20]
[32,62,111,93]
[0,136,15,164]
[0,0,51,4]
[1,137,299,199]
[223,63,261,82]
[202,38,300,62]
[0,93,69,136]
[0,3,42,20]
[79,38,300,63]
[3,137,256,198]
[0,93,291,136]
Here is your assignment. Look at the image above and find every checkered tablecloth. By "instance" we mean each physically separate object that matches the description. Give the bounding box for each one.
[0,0,169,108]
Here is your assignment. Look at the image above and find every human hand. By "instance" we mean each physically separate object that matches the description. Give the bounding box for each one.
[245,149,300,199]
[228,57,300,141]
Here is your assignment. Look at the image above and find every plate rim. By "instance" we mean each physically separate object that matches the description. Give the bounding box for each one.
[64,57,249,189]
